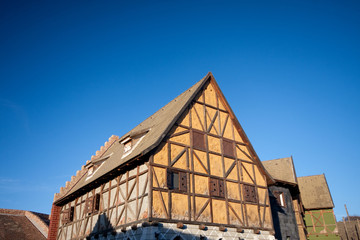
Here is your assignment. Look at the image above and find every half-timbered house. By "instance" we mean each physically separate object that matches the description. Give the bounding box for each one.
[298,174,339,240]
[262,157,307,240]
[48,73,276,240]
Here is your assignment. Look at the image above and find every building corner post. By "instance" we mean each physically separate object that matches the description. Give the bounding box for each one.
[47,204,61,240]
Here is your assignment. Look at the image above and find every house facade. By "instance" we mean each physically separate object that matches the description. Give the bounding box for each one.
[263,157,307,240]
[48,73,276,240]
[298,175,339,240]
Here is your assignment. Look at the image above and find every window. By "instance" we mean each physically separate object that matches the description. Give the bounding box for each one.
[94,193,100,211]
[209,178,225,198]
[193,131,206,150]
[274,191,286,207]
[122,139,132,153]
[167,169,187,192]
[223,139,234,157]
[243,184,257,203]
[87,166,96,176]
[62,207,74,224]
[173,236,184,240]
[84,194,100,214]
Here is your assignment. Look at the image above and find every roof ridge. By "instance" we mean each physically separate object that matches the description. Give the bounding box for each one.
[262,157,295,184]
[298,174,324,178]
[54,72,234,204]
[24,211,49,237]
[0,208,26,215]
[262,156,292,162]
[90,135,119,161]
[118,73,211,142]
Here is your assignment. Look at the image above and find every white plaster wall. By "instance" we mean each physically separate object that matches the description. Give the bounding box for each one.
[87,223,275,240]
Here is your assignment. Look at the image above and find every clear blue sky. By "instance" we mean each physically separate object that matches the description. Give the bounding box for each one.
[0,1,359,220]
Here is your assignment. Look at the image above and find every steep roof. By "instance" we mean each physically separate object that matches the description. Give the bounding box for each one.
[0,209,49,240]
[262,157,297,185]
[54,72,274,204]
[297,174,334,210]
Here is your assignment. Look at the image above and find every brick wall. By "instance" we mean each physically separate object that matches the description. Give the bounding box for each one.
[47,204,61,240]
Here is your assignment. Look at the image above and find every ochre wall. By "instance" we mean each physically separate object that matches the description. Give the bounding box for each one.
[151,81,272,230]
[292,198,307,240]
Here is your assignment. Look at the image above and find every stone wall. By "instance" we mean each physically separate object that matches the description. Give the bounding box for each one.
[84,222,275,240]
[268,186,300,240]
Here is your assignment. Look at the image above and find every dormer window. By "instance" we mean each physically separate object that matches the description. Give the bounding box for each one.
[85,154,112,181]
[121,137,132,153]
[88,166,94,176]
[124,141,132,152]
[120,131,148,159]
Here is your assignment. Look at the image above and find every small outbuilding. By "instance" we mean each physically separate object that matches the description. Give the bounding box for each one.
[298,174,339,240]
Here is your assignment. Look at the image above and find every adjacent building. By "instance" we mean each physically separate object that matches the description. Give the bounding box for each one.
[0,208,49,240]
[298,174,339,240]
[263,157,307,240]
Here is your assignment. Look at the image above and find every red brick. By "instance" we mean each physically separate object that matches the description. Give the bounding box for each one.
[47,204,61,240]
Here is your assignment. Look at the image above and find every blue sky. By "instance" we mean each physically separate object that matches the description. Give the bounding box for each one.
[0,1,359,220]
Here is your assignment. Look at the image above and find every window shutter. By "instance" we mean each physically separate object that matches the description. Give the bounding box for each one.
[167,169,173,189]
[94,194,100,211]
[70,207,74,221]
[85,196,94,214]
[243,185,250,202]
[210,178,219,196]
[62,208,70,224]
[179,172,187,192]
[218,180,225,197]
[223,139,235,157]
[251,186,256,202]
[243,184,257,203]
[193,131,206,150]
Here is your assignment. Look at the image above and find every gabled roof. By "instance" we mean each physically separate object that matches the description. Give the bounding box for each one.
[55,72,274,204]
[262,157,298,185]
[297,174,334,210]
